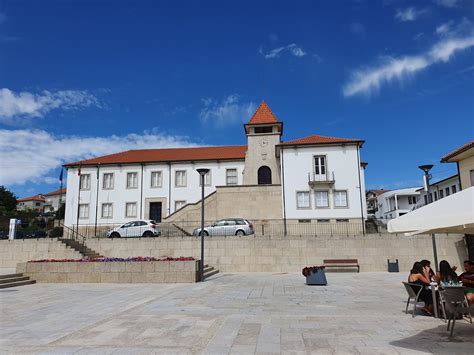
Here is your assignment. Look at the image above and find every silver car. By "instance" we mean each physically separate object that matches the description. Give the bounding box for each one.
[107,220,160,238]
[193,218,254,236]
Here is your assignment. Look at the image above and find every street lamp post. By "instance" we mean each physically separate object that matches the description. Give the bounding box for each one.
[418,164,438,272]
[196,168,209,282]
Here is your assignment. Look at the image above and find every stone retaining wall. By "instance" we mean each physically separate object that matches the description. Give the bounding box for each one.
[16,260,199,283]
[85,234,468,272]
[0,239,82,268]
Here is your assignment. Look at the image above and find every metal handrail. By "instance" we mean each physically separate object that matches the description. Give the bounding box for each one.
[308,171,335,183]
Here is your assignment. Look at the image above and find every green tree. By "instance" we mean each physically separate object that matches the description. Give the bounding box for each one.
[0,186,17,212]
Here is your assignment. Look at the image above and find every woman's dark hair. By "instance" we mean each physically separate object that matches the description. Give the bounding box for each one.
[410,262,424,275]
[439,260,458,282]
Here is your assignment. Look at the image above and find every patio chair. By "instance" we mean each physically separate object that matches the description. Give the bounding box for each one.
[439,288,473,337]
[402,282,423,318]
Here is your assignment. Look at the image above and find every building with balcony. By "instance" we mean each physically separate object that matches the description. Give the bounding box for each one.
[416,174,460,206]
[43,188,67,213]
[366,189,391,215]
[374,188,421,223]
[63,101,366,230]
[441,141,474,190]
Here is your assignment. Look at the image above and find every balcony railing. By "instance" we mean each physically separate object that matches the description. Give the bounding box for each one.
[308,171,335,186]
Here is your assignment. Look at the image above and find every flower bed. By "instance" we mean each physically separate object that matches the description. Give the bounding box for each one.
[29,256,195,263]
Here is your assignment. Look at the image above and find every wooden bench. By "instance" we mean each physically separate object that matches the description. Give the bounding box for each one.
[323,259,360,273]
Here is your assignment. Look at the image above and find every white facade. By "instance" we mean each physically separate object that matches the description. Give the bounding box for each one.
[63,102,367,228]
[374,188,421,223]
[44,192,66,212]
[417,175,461,206]
[281,144,366,221]
[65,161,245,226]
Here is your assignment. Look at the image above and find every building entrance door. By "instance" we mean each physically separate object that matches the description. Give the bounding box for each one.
[149,202,162,222]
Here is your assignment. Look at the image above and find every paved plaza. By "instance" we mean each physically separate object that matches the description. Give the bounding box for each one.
[0,272,473,354]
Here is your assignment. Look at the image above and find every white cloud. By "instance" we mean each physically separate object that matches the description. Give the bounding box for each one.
[259,43,307,59]
[436,21,454,35]
[0,129,196,186]
[395,7,427,22]
[0,88,102,123]
[343,34,474,97]
[199,95,257,127]
[433,0,460,8]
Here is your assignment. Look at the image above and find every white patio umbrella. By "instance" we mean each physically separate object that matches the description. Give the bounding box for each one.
[387,186,474,235]
[388,186,474,271]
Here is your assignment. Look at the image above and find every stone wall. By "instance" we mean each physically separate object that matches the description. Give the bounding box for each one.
[17,260,199,283]
[85,234,468,272]
[0,239,82,268]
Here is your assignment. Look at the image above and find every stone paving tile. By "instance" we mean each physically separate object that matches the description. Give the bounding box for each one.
[1,272,473,354]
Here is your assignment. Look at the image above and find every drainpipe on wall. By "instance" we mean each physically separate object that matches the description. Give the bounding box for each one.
[168,162,172,216]
[140,164,144,219]
[356,144,366,235]
[281,147,287,236]
[94,164,100,237]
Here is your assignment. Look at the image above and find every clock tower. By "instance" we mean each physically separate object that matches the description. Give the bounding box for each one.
[243,100,283,185]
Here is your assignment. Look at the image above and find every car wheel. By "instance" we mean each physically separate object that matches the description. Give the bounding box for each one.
[200,230,209,237]
[235,230,245,236]
[110,232,120,238]
[142,231,153,238]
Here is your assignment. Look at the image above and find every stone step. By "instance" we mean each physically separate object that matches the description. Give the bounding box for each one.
[203,269,219,279]
[203,266,214,273]
[0,279,36,289]
[0,276,29,284]
[0,273,23,280]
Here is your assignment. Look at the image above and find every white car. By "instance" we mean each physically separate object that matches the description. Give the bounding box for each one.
[193,218,254,236]
[107,220,160,238]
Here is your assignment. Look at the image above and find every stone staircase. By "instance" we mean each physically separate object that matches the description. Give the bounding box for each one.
[58,238,102,259]
[0,273,36,289]
[203,264,219,279]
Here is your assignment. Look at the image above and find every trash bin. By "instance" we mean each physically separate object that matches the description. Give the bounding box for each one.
[387,259,399,272]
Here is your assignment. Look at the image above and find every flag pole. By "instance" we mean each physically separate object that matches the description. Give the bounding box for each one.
[75,165,82,240]
[58,168,63,225]
[94,164,100,237]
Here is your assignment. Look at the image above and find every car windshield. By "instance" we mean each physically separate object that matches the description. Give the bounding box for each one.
[149,220,157,225]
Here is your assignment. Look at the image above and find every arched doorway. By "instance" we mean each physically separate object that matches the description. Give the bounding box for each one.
[258,166,272,185]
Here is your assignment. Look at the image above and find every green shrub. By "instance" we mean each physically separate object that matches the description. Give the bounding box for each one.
[49,226,63,238]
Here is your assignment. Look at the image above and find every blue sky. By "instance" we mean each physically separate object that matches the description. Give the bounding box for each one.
[0,0,473,198]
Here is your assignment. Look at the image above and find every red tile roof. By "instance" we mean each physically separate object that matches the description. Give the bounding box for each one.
[441,141,474,162]
[280,134,364,146]
[44,188,67,196]
[248,100,280,124]
[17,194,45,202]
[64,146,247,167]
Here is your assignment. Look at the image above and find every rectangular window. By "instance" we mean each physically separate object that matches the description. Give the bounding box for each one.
[175,170,187,187]
[125,202,137,218]
[296,191,310,209]
[408,196,417,204]
[175,200,186,210]
[314,156,326,176]
[451,185,457,194]
[445,187,450,196]
[334,191,348,207]
[199,170,212,186]
[471,170,474,186]
[439,189,444,198]
[317,219,330,223]
[102,173,114,189]
[336,219,349,222]
[424,195,428,204]
[101,203,113,218]
[254,126,272,134]
[434,191,438,201]
[226,168,238,185]
[315,191,329,208]
[79,204,89,219]
[126,172,138,189]
[80,174,90,190]
[298,219,311,223]
[151,171,162,188]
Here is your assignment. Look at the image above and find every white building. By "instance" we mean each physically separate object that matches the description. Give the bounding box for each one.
[64,101,366,230]
[43,188,67,213]
[16,195,45,212]
[374,187,421,223]
[416,174,461,206]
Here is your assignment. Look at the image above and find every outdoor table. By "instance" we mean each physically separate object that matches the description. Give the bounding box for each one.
[429,283,439,319]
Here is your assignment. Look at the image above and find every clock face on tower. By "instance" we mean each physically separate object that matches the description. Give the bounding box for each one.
[259,137,269,147]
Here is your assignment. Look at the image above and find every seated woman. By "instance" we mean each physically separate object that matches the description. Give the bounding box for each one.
[408,261,434,315]
[436,260,460,286]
